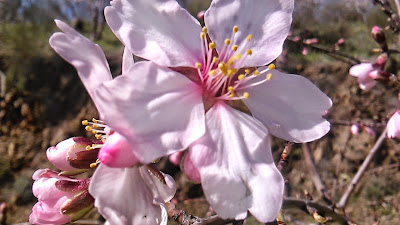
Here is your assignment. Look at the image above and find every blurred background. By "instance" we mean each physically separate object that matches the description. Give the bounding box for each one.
[0,0,400,224]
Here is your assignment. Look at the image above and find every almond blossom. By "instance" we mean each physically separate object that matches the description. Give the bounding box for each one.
[349,63,379,91]
[94,0,332,222]
[49,20,176,225]
[387,96,400,139]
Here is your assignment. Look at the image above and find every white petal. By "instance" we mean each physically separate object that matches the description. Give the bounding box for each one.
[189,102,284,222]
[239,69,331,142]
[105,0,202,67]
[49,20,112,104]
[205,0,293,67]
[140,166,176,203]
[95,61,205,163]
[89,164,166,225]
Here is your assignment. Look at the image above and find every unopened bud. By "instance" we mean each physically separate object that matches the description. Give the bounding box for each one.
[197,10,205,20]
[371,26,388,51]
[61,190,94,218]
[350,124,359,135]
[375,53,388,68]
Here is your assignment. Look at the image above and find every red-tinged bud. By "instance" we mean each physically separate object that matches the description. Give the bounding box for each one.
[375,53,388,68]
[304,38,318,45]
[293,36,300,42]
[197,10,205,20]
[371,26,388,51]
[301,47,308,55]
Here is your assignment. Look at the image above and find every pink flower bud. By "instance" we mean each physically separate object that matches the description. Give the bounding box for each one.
[169,151,184,166]
[375,53,388,68]
[182,154,201,182]
[301,47,308,55]
[197,10,205,20]
[47,137,96,171]
[336,38,345,45]
[98,132,139,168]
[371,26,387,51]
[350,124,359,135]
[29,169,93,225]
[304,38,318,45]
[363,126,375,136]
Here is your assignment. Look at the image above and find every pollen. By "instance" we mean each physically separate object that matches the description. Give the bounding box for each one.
[86,145,91,151]
[232,45,238,51]
[227,69,237,76]
[245,69,251,74]
[268,63,276,70]
[238,74,245,80]
[195,62,202,68]
[224,39,231,45]
[209,42,216,49]
[253,70,260,76]
[92,118,99,123]
[82,120,89,125]
[212,57,219,63]
[202,26,208,33]
[200,32,205,39]
[227,86,234,92]
[95,134,102,139]
[229,92,236,98]
[266,73,273,80]
[218,62,227,75]
[85,126,92,131]
[208,70,216,76]
[233,26,239,33]
[92,130,97,134]
[247,34,253,41]
[246,49,252,55]
[243,92,250,99]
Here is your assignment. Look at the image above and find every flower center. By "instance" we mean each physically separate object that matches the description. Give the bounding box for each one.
[195,25,275,102]
[82,118,110,168]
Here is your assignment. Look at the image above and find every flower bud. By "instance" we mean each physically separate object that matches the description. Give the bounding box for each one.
[46,137,99,171]
[29,169,94,225]
[169,151,184,166]
[387,110,400,139]
[182,153,201,182]
[371,26,387,51]
[350,124,359,135]
[98,132,139,168]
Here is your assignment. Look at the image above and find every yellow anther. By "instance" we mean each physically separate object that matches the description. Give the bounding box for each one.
[247,34,253,41]
[92,130,97,134]
[238,74,245,80]
[92,124,99,128]
[224,39,231,45]
[226,53,241,67]
[208,70,216,76]
[92,118,98,123]
[229,92,236,98]
[233,26,239,33]
[245,69,251,74]
[85,126,91,131]
[200,32,205,39]
[90,163,98,168]
[243,92,250,99]
[268,63,276,70]
[232,45,238,51]
[82,120,88,125]
[195,62,202,69]
[227,86,234,92]
[86,145,91,151]
[95,134,102,139]
[202,27,208,33]
[209,42,216,49]
[246,49,252,55]
[266,73,273,80]
[212,57,219,64]
[218,62,228,75]
[227,69,237,76]
[253,70,260,76]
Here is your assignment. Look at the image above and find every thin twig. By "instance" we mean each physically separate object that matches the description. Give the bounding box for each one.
[372,0,400,32]
[302,143,332,204]
[277,143,294,172]
[336,127,387,209]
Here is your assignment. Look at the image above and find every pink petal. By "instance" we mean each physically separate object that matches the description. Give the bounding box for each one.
[387,111,400,139]
[189,102,284,222]
[205,0,293,67]
[94,61,205,163]
[140,167,176,203]
[238,69,331,143]
[122,46,134,74]
[105,0,202,67]
[89,164,167,225]
[349,63,374,78]
[30,201,71,225]
[49,20,112,103]
[98,132,140,168]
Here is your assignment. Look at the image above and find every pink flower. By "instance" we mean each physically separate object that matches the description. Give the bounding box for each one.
[387,110,400,139]
[95,0,331,222]
[49,20,176,225]
[29,169,93,225]
[349,63,378,91]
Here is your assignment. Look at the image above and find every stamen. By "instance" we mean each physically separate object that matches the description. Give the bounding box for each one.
[238,74,245,80]
[202,26,208,33]
[232,45,238,51]
[85,126,92,131]
[268,63,276,70]
[245,69,251,74]
[195,62,202,69]
[243,92,250,99]
[208,70,216,76]
[253,70,260,76]
[227,86,234,92]
[246,49,252,55]
[82,120,89,125]
[212,57,219,64]
[227,69,237,76]
[200,32,205,40]
[224,39,231,45]
[209,42,216,49]
[233,26,239,33]
[246,34,253,41]
[90,159,100,168]
[266,73,273,80]
[226,53,241,67]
